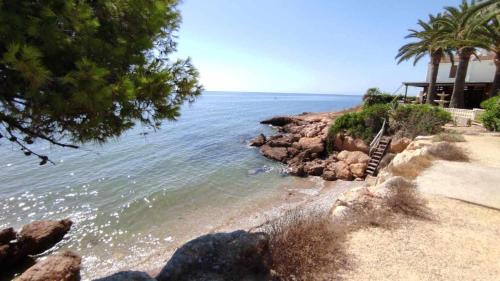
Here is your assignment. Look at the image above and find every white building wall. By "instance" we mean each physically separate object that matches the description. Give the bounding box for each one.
[426,59,495,83]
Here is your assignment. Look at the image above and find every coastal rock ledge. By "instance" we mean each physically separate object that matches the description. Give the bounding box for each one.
[252,114,370,181]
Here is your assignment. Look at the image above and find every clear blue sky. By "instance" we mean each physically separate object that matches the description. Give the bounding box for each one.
[174,0,461,95]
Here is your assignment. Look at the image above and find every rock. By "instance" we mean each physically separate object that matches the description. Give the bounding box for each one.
[369,176,415,199]
[298,137,324,154]
[260,145,288,163]
[19,219,72,255]
[0,227,16,244]
[17,251,81,281]
[249,134,266,147]
[390,147,429,169]
[94,271,156,281]
[331,161,352,180]
[378,153,395,170]
[330,205,350,222]
[349,163,367,178]
[288,164,306,177]
[286,147,299,158]
[406,139,433,151]
[156,230,273,281]
[389,137,411,153]
[261,116,297,126]
[303,161,324,176]
[322,170,336,181]
[267,134,297,147]
[282,124,304,134]
[334,134,369,153]
[337,151,370,165]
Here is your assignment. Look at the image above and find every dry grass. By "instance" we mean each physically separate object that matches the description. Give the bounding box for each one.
[426,142,469,162]
[259,179,430,280]
[261,209,346,281]
[432,132,466,143]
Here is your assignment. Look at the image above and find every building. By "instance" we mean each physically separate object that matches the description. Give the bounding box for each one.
[403,50,496,109]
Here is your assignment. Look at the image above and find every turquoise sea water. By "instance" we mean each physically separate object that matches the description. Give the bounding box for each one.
[0,92,361,278]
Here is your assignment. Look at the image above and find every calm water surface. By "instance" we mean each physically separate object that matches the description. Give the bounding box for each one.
[0,92,361,278]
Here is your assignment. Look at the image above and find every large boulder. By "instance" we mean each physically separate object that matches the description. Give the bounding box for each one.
[297,137,324,153]
[322,170,336,181]
[249,134,266,147]
[267,134,297,147]
[334,134,369,153]
[303,160,325,176]
[0,227,16,244]
[260,145,288,163]
[389,137,411,153]
[94,271,156,281]
[260,116,297,126]
[349,163,367,178]
[19,219,72,255]
[337,151,370,165]
[156,230,273,281]
[331,161,352,180]
[17,251,81,281]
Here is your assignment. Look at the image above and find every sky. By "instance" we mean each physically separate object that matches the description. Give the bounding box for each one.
[173,0,462,95]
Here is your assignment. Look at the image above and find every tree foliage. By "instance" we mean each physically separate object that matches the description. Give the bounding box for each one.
[0,0,202,164]
[480,95,500,131]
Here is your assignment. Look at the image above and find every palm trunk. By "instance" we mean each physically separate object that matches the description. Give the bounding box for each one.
[426,52,442,105]
[489,51,500,97]
[450,48,473,108]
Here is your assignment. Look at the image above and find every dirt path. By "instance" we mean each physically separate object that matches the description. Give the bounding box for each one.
[337,131,500,280]
[337,195,500,281]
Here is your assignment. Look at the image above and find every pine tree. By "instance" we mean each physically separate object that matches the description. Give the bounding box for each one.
[0,0,202,164]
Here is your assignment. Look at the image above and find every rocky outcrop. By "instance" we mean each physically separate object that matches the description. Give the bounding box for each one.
[333,134,369,153]
[250,134,266,147]
[0,219,72,274]
[19,219,72,255]
[94,271,156,281]
[17,251,81,281]
[255,114,372,181]
[157,230,273,281]
[389,137,411,153]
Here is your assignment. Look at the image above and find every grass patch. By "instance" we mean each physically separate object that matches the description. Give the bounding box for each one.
[432,132,465,143]
[426,142,469,162]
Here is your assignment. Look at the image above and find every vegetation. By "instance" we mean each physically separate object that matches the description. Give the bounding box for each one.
[362,88,399,107]
[480,95,500,131]
[389,104,451,139]
[327,103,451,151]
[397,0,499,108]
[432,131,466,142]
[426,142,469,162]
[396,14,453,105]
[328,103,390,143]
[0,0,202,164]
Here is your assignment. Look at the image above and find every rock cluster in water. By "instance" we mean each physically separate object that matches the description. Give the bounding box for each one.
[251,115,372,181]
[0,219,79,280]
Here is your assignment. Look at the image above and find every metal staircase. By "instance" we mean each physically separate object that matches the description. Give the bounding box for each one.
[365,119,391,177]
[365,136,392,176]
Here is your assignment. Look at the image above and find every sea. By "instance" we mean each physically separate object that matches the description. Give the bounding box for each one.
[0,91,361,279]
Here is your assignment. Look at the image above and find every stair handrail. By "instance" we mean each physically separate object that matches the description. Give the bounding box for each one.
[369,119,386,156]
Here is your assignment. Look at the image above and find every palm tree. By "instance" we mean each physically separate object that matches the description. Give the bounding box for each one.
[472,1,500,96]
[396,14,452,105]
[438,0,495,108]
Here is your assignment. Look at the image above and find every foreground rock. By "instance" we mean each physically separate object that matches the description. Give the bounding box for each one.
[157,230,273,281]
[17,251,81,281]
[249,134,266,147]
[19,219,73,255]
[0,219,72,273]
[95,271,156,281]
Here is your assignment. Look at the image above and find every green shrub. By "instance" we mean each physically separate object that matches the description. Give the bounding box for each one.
[362,87,400,107]
[480,96,500,131]
[328,104,390,149]
[389,104,451,138]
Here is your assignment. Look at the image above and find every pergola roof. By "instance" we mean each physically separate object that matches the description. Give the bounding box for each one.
[403,81,492,88]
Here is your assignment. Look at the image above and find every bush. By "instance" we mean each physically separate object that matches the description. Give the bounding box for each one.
[362,87,400,107]
[426,142,469,162]
[328,104,390,144]
[389,104,451,139]
[480,96,500,131]
[432,131,466,142]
